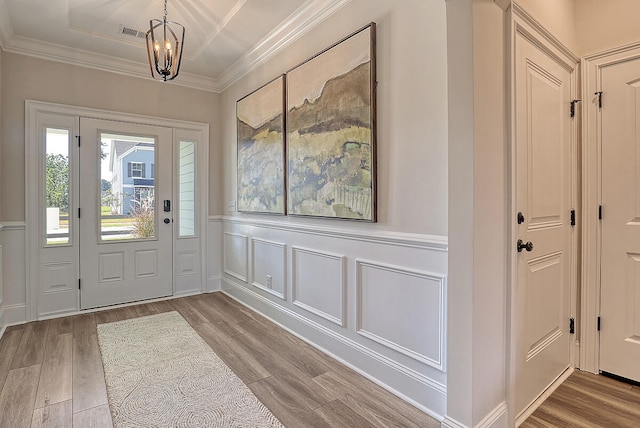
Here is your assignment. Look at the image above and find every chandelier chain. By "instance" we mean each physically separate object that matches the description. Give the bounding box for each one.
[163,0,168,20]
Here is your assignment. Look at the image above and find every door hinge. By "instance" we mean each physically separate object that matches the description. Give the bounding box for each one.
[570,99,581,118]
[570,209,576,226]
[599,205,603,220]
[569,318,575,334]
[78,279,81,290]
[597,316,601,331]
[76,135,80,147]
[595,91,603,108]
[78,207,81,218]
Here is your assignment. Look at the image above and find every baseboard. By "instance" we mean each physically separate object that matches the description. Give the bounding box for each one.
[222,279,446,419]
[441,401,507,428]
[207,276,221,292]
[4,303,27,326]
[477,401,508,428]
[515,367,574,426]
[0,305,6,340]
[441,416,467,428]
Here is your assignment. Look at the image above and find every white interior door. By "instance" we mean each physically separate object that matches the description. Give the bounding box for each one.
[514,31,574,415]
[600,56,640,382]
[79,118,173,309]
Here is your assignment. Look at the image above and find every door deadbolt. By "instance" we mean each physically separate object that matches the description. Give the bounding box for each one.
[163,218,171,224]
[517,212,525,224]
[517,239,533,252]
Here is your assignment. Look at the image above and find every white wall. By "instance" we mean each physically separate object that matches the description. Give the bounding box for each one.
[218,0,449,417]
[575,0,640,56]
[445,0,507,427]
[516,0,576,52]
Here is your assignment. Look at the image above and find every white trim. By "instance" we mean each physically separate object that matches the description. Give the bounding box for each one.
[222,232,248,282]
[580,41,640,375]
[0,0,352,93]
[355,259,447,371]
[507,8,580,427]
[515,367,573,426]
[25,100,209,321]
[477,401,508,428]
[216,0,352,91]
[441,416,467,428]
[291,246,345,326]
[512,3,579,64]
[250,237,287,300]
[223,216,448,251]
[0,221,26,230]
[222,280,446,421]
[3,303,27,326]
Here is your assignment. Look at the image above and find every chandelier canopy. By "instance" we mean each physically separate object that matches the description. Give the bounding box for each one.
[146,0,185,81]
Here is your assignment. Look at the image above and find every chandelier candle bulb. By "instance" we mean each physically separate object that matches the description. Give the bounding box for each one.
[145,0,185,81]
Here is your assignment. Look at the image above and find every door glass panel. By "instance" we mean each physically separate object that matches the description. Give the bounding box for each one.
[100,133,156,241]
[45,128,71,245]
[178,141,196,237]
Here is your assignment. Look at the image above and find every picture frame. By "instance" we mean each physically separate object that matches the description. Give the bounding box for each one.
[286,23,376,221]
[236,74,286,214]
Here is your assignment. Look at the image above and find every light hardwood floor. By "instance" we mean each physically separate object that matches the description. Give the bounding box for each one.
[521,370,640,427]
[0,292,440,428]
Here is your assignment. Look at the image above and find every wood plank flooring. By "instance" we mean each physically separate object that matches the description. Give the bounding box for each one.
[0,292,439,428]
[522,370,640,427]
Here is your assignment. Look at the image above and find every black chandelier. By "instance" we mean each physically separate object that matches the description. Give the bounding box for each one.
[146,0,185,81]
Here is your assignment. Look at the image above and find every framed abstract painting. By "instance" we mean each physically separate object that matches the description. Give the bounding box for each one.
[286,23,376,221]
[236,75,286,214]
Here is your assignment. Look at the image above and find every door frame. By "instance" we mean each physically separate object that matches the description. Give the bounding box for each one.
[580,42,640,375]
[25,100,209,321]
[507,5,580,424]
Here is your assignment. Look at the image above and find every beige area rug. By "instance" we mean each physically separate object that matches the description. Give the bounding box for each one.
[96,311,285,428]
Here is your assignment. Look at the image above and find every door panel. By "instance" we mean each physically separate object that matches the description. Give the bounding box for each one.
[79,118,173,309]
[515,31,573,416]
[600,58,640,382]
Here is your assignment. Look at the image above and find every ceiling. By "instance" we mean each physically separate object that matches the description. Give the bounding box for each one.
[0,0,350,92]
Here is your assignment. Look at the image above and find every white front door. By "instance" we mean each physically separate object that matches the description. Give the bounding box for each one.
[600,56,640,383]
[79,118,173,309]
[514,30,574,416]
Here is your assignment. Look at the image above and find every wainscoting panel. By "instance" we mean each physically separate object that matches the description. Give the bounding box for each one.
[1,224,27,323]
[219,216,448,417]
[356,259,446,371]
[251,238,286,299]
[292,246,345,326]
[223,232,248,282]
[207,217,223,292]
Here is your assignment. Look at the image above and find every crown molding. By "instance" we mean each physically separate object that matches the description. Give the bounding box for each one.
[2,35,219,92]
[216,0,352,91]
[0,0,351,93]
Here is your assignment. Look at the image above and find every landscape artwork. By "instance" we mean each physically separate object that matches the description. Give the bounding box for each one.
[237,75,286,214]
[286,23,376,221]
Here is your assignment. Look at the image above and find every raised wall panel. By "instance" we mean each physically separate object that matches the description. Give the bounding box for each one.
[251,238,286,300]
[527,63,563,230]
[178,251,197,276]
[292,246,345,326]
[98,252,124,282]
[356,260,446,371]
[525,252,564,361]
[42,262,74,294]
[135,250,158,278]
[224,232,248,282]
[626,254,640,341]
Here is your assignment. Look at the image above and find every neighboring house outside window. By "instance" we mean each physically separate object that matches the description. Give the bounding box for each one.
[109,141,155,215]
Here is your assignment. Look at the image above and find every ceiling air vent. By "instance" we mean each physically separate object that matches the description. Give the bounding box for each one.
[118,25,147,40]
